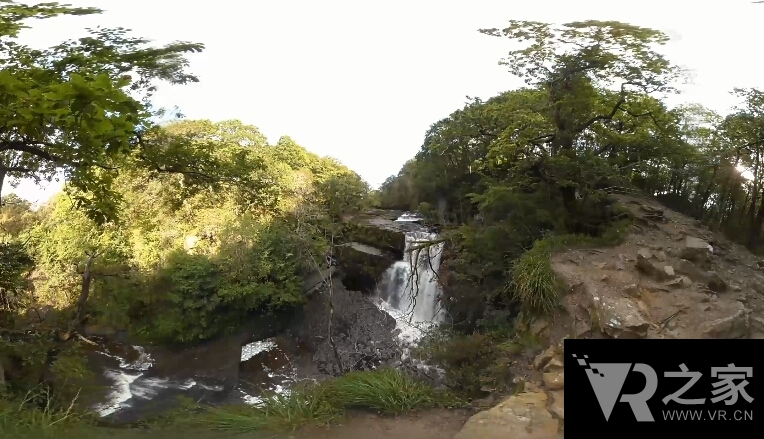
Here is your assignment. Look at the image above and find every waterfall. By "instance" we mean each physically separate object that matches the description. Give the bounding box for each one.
[374,215,445,346]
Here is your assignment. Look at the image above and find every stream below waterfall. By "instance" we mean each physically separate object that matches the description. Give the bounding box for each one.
[85,212,446,422]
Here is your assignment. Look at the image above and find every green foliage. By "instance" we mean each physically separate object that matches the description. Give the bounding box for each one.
[0,2,205,223]
[0,389,89,438]
[189,369,457,433]
[316,172,371,219]
[325,368,452,414]
[0,241,33,309]
[0,1,375,433]
[191,385,341,433]
[0,333,97,408]
[509,240,561,314]
[2,113,369,344]
[0,194,39,238]
[413,326,539,397]
[414,331,501,396]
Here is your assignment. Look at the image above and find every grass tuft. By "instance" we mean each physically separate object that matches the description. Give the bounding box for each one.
[325,368,444,414]
[510,239,560,314]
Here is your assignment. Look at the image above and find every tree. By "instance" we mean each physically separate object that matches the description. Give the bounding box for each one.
[0,1,204,221]
[479,20,680,229]
[723,88,764,247]
[0,192,37,237]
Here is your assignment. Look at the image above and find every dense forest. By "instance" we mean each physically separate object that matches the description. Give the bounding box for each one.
[2,1,764,437]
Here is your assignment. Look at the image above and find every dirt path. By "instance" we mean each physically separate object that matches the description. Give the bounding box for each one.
[86,409,471,439]
[293,409,471,439]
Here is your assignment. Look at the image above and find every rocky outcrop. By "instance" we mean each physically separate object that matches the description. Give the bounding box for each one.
[582,285,650,339]
[456,195,764,439]
[550,194,764,340]
[455,340,565,439]
[341,209,413,257]
[336,209,422,293]
[290,271,399,376]
[302,267,336,297]
[455,382,561,439]
[699,302,750,339]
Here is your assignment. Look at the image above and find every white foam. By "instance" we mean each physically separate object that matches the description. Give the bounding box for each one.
[97,345,154,371]
[241,339,277,362]
[395,213,424,222]
[95,369,142,417]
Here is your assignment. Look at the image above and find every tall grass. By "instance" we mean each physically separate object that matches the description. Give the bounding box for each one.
[326,368,444,414]
[510,240,560,314]
[190,384,340,433]
[191,368,461,433]
[0,386,92,438]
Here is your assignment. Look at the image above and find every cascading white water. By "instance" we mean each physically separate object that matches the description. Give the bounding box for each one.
[374,215,446,346]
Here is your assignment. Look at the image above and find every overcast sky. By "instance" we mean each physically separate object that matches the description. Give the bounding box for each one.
[4,0,763,204]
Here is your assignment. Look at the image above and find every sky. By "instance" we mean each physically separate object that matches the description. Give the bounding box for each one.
[3,0,763,205]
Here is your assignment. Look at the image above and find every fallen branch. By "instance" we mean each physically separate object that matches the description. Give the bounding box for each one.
[74,332,99,346]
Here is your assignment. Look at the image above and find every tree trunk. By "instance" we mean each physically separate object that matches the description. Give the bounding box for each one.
[750,186,764,249]
[0,167,5,206]
[748,151,761,238]
[554,130,578,229]
[71,252,97,331]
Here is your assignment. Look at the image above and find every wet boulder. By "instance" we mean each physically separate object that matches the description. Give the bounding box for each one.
[302,267,336,297]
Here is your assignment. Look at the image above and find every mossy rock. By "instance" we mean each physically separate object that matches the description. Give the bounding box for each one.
[341,212,408,257]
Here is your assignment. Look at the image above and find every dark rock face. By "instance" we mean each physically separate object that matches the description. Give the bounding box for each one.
[290,277,399,376]
[336,243,397,293]
[336,209,421,293]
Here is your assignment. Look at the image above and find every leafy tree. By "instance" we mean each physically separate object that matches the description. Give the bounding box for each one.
[0,241,33,313]
[479,21,680,229]
[0,1,204,222]
[0,193,37,238]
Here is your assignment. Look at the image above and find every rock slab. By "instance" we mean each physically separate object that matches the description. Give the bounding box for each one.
[454,391,561,439]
